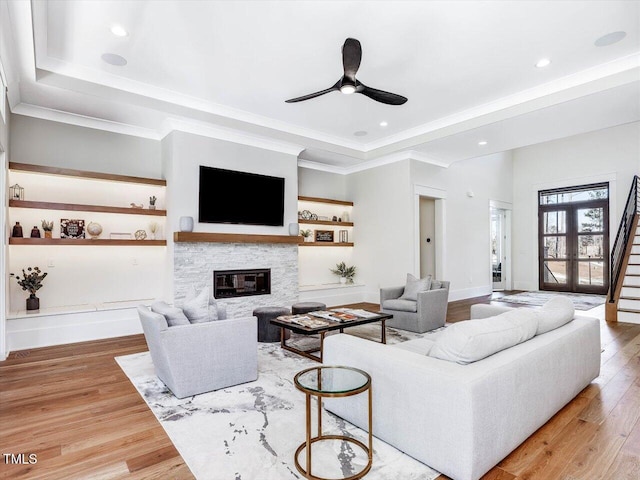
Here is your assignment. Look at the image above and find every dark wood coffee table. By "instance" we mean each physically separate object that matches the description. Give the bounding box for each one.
[270,310,392,362]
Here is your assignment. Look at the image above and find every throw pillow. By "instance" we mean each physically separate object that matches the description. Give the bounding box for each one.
[428,308,539,364]
[150,301,190,327]
[430,280,443,290]
[182,286,212,324]
[399,273,432,301]
[536,296,574,335]
[208,294,220,321]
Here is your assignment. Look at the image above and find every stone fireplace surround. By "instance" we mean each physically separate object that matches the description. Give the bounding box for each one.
[174,241,298,318]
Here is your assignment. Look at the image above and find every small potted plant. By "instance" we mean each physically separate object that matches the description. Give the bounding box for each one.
[149,196,157,210]
[41,220,54,239]
[11,266,47,310]
[300,229,313,242]
[149,221,159,240]
[331,261,356,284]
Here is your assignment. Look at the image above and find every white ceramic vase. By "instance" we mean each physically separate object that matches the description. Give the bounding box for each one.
[288,223,299,236]
[179,216,194,232]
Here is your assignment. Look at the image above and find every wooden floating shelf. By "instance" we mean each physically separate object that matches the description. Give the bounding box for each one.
[9,238,166,246]
[299,220,354,227]
[174,232,303,244]
[9,162,166,186]
[299,242,354,247]
[298,196,353,206]
[9,200,166,216]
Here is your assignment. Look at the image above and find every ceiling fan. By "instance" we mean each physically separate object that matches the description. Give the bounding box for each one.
[285,38,408,105]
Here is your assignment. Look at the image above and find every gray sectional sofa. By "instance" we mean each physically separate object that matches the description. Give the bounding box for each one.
[323,302,601,480]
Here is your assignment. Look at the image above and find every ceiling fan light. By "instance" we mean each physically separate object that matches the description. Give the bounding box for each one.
[340,84,356,95]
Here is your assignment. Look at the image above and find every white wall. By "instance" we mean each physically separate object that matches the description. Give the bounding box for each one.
[166,131,299,236]
[348,160,414,301]
[0,89,9,359]
[512,122,640,291]
[298,168,348,201]
[411,153,514,300]
[10,115,161,177]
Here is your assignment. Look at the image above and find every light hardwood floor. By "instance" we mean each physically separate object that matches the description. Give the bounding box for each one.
[1,294,639,480]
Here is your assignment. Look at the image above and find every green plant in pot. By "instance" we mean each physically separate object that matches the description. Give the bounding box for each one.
[331,261,356,284]
[11,267,47,311]
[300,229,312,242]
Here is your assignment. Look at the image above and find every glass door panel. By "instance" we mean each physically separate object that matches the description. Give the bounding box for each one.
[538,196,609,294]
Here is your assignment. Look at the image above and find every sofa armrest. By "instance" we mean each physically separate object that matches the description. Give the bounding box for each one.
[380,286,405,303]
[470,304,514,319]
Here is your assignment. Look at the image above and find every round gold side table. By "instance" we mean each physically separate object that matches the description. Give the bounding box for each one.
[293,365,372,480]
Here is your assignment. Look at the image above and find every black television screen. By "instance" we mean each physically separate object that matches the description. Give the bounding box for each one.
[199,166,285,226]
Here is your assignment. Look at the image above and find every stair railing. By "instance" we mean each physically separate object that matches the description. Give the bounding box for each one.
[609,175,639,302]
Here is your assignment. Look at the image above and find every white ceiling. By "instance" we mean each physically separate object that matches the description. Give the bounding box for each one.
[2,0,639,171]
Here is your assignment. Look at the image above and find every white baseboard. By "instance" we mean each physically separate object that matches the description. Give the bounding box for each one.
[6,307,143,352]
[448,285,493,302]
[299,284,367,307]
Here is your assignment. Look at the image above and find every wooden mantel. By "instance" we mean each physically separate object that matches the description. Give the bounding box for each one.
[173,232,303,244]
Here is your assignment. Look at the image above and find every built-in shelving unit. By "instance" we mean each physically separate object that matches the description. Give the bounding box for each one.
[9,162,167,186]
[9,238,166,246]
[8,162,167,245]
[298,196,353,206]
[9,200,166,217]
[298,195,354,247]
[299,242,354,247]
[174,232,302,244]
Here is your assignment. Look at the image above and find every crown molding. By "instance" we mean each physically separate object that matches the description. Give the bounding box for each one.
[297,149,449,175]
[12,103,162,139]
[161,118,305,157]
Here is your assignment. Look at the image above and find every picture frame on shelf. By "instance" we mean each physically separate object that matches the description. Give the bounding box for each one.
[315,230,334,242]
[60,219,85,239]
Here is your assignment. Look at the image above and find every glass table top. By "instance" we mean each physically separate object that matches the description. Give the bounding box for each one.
[294,366,370,394]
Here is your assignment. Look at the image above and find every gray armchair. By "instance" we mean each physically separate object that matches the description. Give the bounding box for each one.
[380,280,450,333]
[137,306,258,398]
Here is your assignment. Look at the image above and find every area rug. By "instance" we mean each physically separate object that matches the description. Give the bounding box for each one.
[495,291,606,310]
[116,325,441,480]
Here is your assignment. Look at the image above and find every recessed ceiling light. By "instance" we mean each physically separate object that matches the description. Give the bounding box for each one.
[379,121,388,127]
[595,31,626,47]
[101,53,127,66]
[354,131,368,137]
[110,25,128,37]
[535,58,551,68]
[478,141,488,146]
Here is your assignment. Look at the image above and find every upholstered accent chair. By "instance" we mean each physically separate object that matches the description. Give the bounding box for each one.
[380,280,450,333]
[137,306,258,398]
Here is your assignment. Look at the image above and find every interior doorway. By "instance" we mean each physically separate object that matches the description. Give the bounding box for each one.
[419,197,436,278]
[490,204,511,291]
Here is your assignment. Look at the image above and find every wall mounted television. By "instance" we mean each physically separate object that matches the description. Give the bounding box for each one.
[199,166,285,226]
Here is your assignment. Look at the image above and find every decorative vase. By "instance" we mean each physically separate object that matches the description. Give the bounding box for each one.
[339,277,347,285]
[87,222,103,239]
[149,204,156,210]
[179,216,194,232]
[12,222,23,238]
[30,226,41,238]
[288,223,299,236]
[304,236,313,242]
[44,230,52,239]
[149,232,156,240]
[26,294,39,311]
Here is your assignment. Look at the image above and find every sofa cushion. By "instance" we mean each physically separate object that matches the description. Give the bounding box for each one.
[182,286,213,324]
[536,296,575,335]
[399,273,432,301]
[150,301,190,327]
[392,337,436,355]
[383,298,418,312]
[428,308,539,364]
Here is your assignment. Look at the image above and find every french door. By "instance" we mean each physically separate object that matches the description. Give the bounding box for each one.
[538,184,609,294]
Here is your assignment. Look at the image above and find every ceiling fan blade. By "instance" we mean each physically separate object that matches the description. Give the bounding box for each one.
[342,38,362,82]
[285,82,340,103]
[358,82,408,105]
